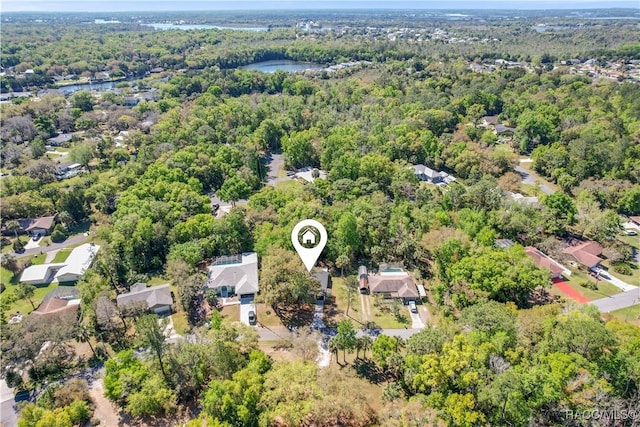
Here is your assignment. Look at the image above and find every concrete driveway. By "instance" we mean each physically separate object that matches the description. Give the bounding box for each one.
[593,267,637,291]
[1,379,18,427]
[240,296,256,326]
[408,306,425,329]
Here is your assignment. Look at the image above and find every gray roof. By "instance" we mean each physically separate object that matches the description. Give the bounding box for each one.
[368,275,419,298]
[206,252,259,295]
[312,269,330,292]
[116,283,173,309]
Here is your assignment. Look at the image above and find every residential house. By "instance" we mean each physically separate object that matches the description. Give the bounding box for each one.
[294,167,327,183]
[47,133,73,146]
[505,191,539,206]
[205,252,259,299]
[1,215,56,237]
[479,115,498,128]
[55,243,101,282]
[525,246,566,279]
[413,164,455,185]
[25,215,56,237]
[495,239,515,249]
[563,241,604,270]
[629,216,640,227]
[19,243,100,285]
[19,263,67,286]
[117,283,173,315]
[413,164,443,183]
[495,124,516,136]
[312,268,331,299]
[30,287,81,319]
[362,266,419,301]
[56,162,83,180]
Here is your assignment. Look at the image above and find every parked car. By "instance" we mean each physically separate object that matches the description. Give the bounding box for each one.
[409,301,418,313]
[248,310,256,325]
[623,229,637,236]
[32,234,41,242]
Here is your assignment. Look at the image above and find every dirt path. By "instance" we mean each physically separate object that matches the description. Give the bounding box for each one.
[552,279,591,304]
[88,370,123,426]
[359,294,371,321]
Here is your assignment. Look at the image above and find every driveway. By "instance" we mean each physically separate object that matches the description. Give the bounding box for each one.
[408,306,425,329]
[590,287,640,313]
[593,267,637,292]
[240,297,256,326]
[0,379,18,427]
[265,153,293,187]
[12,234,88,259]
[312,299,325,329]
[514,165,555,195]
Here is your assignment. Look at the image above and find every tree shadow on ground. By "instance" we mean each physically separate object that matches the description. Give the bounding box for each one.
[274,303,314,328]
[353,358,386,385]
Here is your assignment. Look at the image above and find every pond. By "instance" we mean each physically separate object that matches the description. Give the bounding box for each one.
[240,60,325,73]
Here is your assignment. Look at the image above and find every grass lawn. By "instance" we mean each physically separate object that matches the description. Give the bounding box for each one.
[329,277,360,322]
[147,275,168,286]
[50,248,72,264]
[4,283,60,316]
[254,303,284,328]
[368,297,410,329]
[275,180,303,191]
[609,305,640,326]
[171,310,190,335]
[30,253,47,265]
[1,266,17,287]
[220,304,240,321]
[330,276,410,329]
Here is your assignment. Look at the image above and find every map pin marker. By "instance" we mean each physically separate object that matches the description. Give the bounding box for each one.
[291,219,328,272]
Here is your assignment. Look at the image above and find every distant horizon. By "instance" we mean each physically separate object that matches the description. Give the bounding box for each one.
[2,0,639,13]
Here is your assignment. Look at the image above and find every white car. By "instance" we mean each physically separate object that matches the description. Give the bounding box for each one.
[623,229,637,236]
[408,301,418,313]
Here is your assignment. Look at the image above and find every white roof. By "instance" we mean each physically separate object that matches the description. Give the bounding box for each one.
[55,243,100,279]
[20,263,66,284]
[207,252,259,295]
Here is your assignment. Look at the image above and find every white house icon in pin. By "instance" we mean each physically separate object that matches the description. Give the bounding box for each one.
[302,229,317,245]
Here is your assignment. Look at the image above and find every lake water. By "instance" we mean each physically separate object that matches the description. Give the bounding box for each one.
[240,60,325,73]
[144,23,269,31]
[56,80,120,94]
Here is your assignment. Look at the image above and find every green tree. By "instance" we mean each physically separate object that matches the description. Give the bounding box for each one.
[70,91,93,112]
[218,174,251,206]
[15,283,37,310]
[69,143,94,167]
[136,314,168,380]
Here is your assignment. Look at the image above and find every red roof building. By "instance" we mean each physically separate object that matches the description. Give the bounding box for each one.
[563,241,604,269]
[525,246,565,279]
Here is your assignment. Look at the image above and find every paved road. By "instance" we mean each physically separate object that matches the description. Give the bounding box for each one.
[264,153,292,187]
[514,165,555,195]
[11,234,88,260]
[0,379,18,427]
[589,287,640,313]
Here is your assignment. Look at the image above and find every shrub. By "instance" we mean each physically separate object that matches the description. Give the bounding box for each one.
[612,262,633,276]
[579,280,598,290]
[50,224,68,243]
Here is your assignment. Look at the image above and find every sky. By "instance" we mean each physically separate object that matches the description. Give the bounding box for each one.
[2,0,639,13]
